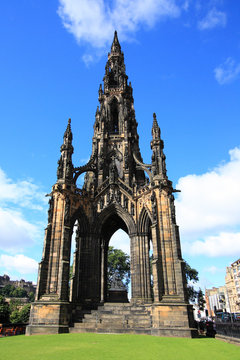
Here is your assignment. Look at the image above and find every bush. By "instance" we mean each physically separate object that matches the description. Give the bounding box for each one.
[10,304,31,324]
[0,295,10,323]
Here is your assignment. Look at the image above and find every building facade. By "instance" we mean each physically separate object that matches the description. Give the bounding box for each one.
[0,274,36,295]
[205,286,227,317]
[225,259,240,313]
[26,32,196,337]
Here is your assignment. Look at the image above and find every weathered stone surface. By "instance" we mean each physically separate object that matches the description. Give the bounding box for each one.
[27,31,196,338]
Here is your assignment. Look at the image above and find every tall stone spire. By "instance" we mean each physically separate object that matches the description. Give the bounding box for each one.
[57,118,74,183]
[111,30,121,54]
[84,31,145,191]
[151,113,167,179]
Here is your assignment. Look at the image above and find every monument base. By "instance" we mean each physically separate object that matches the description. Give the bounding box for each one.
[108,289,129,303]
[26,299,71,336]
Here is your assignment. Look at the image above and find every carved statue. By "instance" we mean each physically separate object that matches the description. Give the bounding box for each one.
[151,191,157,222]
[109,155,118,183]
[109,273,126,291]
[64,196,71,224]
[48,196,54,223]
[66,160,73,180]
[57,156,63,179]
[131,203,135,216]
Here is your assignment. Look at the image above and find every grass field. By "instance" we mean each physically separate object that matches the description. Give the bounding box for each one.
[0,333,239,360]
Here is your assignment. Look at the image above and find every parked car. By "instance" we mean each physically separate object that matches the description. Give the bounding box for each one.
[233,312,240,321]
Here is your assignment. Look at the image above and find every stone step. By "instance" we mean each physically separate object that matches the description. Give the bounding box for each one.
[69,326,152,335]
[71,302,152,333]
[91,309,150,315]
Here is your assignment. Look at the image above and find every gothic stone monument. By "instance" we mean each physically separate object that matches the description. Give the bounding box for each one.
[26,32,196,337]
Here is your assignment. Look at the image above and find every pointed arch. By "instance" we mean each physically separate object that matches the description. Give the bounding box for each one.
[138,206,152,234]
[70,205,90,235]
[95,203,136,239]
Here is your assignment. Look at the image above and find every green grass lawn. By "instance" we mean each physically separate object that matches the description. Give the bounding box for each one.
[0,333,239,360]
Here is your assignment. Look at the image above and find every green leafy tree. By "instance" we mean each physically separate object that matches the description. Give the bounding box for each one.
[28,292,35,302]
[0,295,10,323]
[183,260,199,302]
[10,309,21,324]
[10,304,31,324]
[0,284,28,298]
[9,298,22,313]
[197,288,206,310]
[107,246,130,289]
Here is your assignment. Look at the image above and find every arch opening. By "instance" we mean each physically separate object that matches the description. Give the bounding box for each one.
[99,211,131,303]
[107,229,131,302]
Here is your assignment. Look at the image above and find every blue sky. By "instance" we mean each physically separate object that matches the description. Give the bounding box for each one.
[0,0,240,294]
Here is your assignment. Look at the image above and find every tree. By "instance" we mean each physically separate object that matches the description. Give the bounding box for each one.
[183,260,200,302]
[197,288,206,310]
[107,246,130,289]
[10,304,31,324]
[0,284,28,298]
[0,295,10,323]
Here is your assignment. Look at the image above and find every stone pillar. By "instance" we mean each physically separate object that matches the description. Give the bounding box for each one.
[130,234,152,302]
[35,225,52,300]
[151,223,164,302]
[100,242,105,302]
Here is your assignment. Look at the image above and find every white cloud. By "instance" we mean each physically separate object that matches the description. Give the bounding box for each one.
[203,265,224,275]
[0,168,46,210]
[175,147,240,257]
[57,0,181,50]
[198,7,226,30]
[0,208,39,252]
[214,57,240,85]
[0,168,46,252]
[189,232,240,257]
[0,254,38,275]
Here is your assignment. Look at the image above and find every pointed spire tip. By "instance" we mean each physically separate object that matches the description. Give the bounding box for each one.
[111,30,121,54]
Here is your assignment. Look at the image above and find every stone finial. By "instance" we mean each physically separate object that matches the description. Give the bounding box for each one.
[111,30,121,54]
[151,112,161,139]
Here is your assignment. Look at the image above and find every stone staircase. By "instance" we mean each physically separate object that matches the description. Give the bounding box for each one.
[69,303,152,335]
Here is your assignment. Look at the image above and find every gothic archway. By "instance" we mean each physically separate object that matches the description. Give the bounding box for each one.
[95,203,135,302]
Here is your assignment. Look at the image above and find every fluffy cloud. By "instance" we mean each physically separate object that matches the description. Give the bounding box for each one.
[57,0,181,49]
[175,147,240,257]
[0,168,46,252]
[203,265,224,275]
[214,57,240,85]
[198,7,227,30]
[0,168,46,211]
[0,254,38,275]
[188,232,240,257]
[0,208,39,252]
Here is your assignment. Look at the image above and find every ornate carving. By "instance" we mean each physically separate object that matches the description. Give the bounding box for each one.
[64,196,71,224]
[66,160,73,181]
[116,188,121,203]
[48,196,54,224]
[109,273,126,291]
[57,156,63,180]
[131,202,135,216]
[151,191,157,223]
[124,196,128,210]
[124,147,129,169]
[100,197,104,210]
[109,155,118,183]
